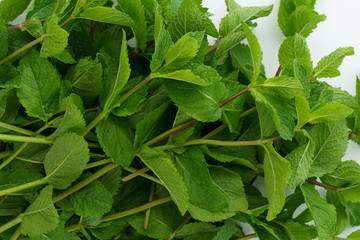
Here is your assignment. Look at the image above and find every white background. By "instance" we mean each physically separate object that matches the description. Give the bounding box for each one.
[202,0,360,238]
[4,0,360,238]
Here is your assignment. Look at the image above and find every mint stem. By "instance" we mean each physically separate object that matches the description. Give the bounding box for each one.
[0,134,51,144]
[167,214,192,240]
[306,179,340,192]
[0,122,37,136]
[0,217,22,234]
[0,178,47,197]
[144,181,155,230]
[122,167,163,185]
[121,167,150,182]
[235,234,258,240]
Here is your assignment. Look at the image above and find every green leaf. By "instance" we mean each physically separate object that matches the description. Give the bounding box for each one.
[150,8,173,72]
[300,183,337,240]
[251,88,295,140]
[0,88,20,124]
[0,0,32,22]
[51,94,86,139]
[65,57,103,97]
[0,168,43,194]
[308,102,354,124]
[161,34,199,73]
[0,20,8,59]
[44,133,90,189]
[295,95,310,128]
[278,34,313,75]
[219,5,273,37]
[294,60,311,98]
[176,222,217,238]
[312,47,354,79]
[278,2,326,37]
[262,142,291,221]
[40,15,69,58]
[308,120,348,177]
[67,180,113,217]
[152,70,208,86]
[101,30,130,112]
[168,110,196,146]
[165,80,227,122]
[326,191,348,235]
[209,166,248,213]
[257,76,303,99]
[96,115,135,167]
[117,0,147,51]
[286,129,315,189]
[100,166,122,196]
[134,101,171,148]
[174,148,229,211]
[345,201,360,226]
[282,220,317,240]
[137,146,189,215]
[215,31,246,63]
[0,195,27,216]
[242,22,261,83]
[347,230,360,240]
[77,6,134,26]
[53,49,76,64]
[17,49,61,121]
[167,0,218,41]
[129,202,184,239]
[321,160,360,187]
[26,0,57,19]
[20,186,59,237]
[31,227,81,240]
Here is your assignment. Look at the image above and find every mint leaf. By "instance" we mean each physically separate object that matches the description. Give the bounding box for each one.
[257,76,303,98]
[44,133,89,189]
[101,30,130,112]
[282,220,317,240]
[40,15,69,58]
[347,230,360,239]
[286,130,315,189]
[174,148,229,211]
[20,186,59,237]
[0,0,32,22]
[278,34,313,75]
[161,34,199,73]
[262,142,291,221]
[26,0,57,19]
[295,95,310,128]
[0,20,8,59]
[67,180,113,217]
[17,50,61,121]
[77,6,134,26]
[308,102,354,124]
[51,94,86,139]
[321,160,360,187]
[65,57,103,97]
[326,191,348,235]
[166,80,227,122]
[251,88,295,140]
[167,0,218,41]
[96,115,135,167]
[312,47,354,79]
[134,101,171,148]
[117,0,147,51]
[150,8,173,72]
[31,227,80,240]
[300,183,337,240]
[152,70,208,86]
[137,146,189,215]
[309,120,348,177]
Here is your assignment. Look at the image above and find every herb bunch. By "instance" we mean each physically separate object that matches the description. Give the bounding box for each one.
[0,0,359,239]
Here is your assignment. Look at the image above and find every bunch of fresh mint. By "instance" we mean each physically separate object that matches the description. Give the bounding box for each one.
[0,0,359,239]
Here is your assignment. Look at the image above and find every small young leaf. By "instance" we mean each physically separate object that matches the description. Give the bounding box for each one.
[167,0,218,41]
[278,33,313,75]
[17,49,61,121]
[295,95,310,128]
[312,47,354,79]
[77,6,134,26]
[20,186,59,237]
[262,142,291,221]
[308,102,354,124]
[300,183,337,240]
[44,133,89,189]
[137,146,189,215]
[40,15,69,58]
[96,115,135,167]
